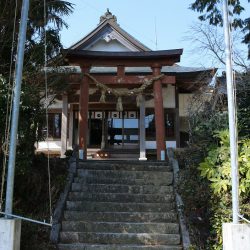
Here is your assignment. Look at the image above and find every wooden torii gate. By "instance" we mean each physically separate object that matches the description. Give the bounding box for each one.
[64,49,183,160]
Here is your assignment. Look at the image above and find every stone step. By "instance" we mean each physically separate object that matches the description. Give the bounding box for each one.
[71,183,173,194]
[78,162,171,172]
[66,201,175,213]
[58,243,183,250]
[109,153,139,159]
[62,221,179,234]
[60,232,181,245]
[77,169,172,180]
[67,192,174,203]
[64,211,178,223]
[58,160,181,249]
[73,176,173,186]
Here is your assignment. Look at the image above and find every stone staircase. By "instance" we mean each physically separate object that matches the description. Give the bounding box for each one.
[57,161,182,250]
[87,148,140,160]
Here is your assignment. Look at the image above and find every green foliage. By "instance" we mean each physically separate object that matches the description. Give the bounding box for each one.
[184,72,250,248]
[14,154,68,250]
[199,130,250,196]
[0,0,74,164]
[198,130,250,248]
[190,0,250,58]
[0,75,46,171]
[0,75,8,140]
[0,1,74,248]
[189,108,229,147]
[0,0,74,74]
[237,73,250,137]
[190,0,245,27]
[188,245,199,250]
[0,0,74,155]
[176,149,211,249]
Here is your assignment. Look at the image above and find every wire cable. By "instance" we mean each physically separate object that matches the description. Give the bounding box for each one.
[0,0,18,212]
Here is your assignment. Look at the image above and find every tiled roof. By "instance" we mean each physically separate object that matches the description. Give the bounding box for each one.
[53,65,213,74]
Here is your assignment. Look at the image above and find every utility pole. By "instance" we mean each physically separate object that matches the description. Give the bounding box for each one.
[222,0,239,224]
[221,2,250,249]
[0,1,30,249]
[5,0,30,216]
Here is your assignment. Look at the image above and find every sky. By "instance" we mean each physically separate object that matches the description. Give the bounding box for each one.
[60,0,250,69]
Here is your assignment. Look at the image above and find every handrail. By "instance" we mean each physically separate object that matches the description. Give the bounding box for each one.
[238,214,250,224]
[167,148,191,250]
[0,211,52,226]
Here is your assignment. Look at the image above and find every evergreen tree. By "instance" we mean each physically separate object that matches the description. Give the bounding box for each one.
[0,0,74,161]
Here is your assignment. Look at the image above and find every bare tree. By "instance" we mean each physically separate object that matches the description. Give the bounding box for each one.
[185,23,249,71]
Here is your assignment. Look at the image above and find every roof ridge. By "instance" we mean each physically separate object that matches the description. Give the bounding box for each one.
[68,10,151,51]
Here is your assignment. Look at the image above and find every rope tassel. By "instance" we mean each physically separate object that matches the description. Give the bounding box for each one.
[99,90,106,103]
[116,96,123,111]
[85,73,164,98]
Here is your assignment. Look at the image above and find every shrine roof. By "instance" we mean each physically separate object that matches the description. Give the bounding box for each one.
[63,49,183,59]
[68,9,150,52]
[63,49,183,67]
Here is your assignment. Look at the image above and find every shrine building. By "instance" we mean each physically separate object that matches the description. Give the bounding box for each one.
[37,10,214,160]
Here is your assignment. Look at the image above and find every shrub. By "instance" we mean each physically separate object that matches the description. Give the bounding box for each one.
[199,130,250,249]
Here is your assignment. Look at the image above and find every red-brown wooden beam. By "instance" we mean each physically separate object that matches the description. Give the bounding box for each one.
[79,66,90,160]
[71,103,139,111]
[152,65,166,160]
[68,94,154,105]
[68,58,179,67]
[69,75,176,85]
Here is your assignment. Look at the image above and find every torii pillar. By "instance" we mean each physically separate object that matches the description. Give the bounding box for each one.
[79,66,90,160]
[152,65,166,160]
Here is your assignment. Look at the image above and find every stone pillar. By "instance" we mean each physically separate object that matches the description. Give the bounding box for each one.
[0,219,21,250]
[122,112,125,147]
[79,66,90,160]
[68,104,74,149]
[139,95,147,160]
[101,111,105,149]
[61,94,68,158]
[152,65,166,160]
[223,223,250,250]
[105,111,109,146]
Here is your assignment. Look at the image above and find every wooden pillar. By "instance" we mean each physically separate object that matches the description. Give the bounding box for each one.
[68,104,74,149]
[175,85,180,148]
[61,94,68,158]
[139,95,147,160]
[79,66,90,160]
[152,65,166,160]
